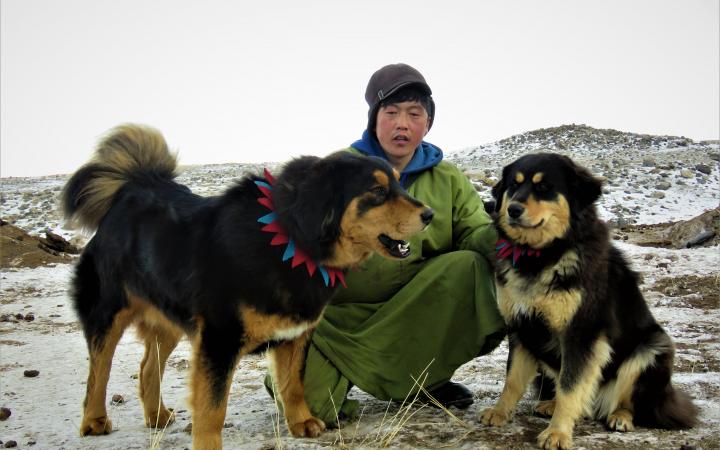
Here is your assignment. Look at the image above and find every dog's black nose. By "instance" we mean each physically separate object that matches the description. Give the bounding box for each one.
[507,203,524,219]
[421,208,434,225]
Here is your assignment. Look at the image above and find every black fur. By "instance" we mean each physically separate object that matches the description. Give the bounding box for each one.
[72,153,405,378]
[64,124,431,442]
[491,153,697,434]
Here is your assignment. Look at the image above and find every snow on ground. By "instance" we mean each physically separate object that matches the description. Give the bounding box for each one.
[1,243,718,449]
[1,125,718,448]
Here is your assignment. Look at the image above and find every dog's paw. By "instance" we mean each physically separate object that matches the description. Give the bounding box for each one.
[289,416,326,437]
[145,407,175,429]
[607,409,635,432]
[80,415,113,436]
[537,426,572,450]
[534,399,556,417]
[479,407,510,427]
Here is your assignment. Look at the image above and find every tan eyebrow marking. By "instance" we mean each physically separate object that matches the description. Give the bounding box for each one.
[515,172,525,184]
[532,172,544,183]
[373,170,390,187]
[392,168,400,181]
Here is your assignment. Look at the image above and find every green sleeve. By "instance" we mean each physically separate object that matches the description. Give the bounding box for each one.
[450,166,498,260]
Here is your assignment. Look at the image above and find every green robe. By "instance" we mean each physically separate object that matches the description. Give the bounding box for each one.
[267,151,505,422]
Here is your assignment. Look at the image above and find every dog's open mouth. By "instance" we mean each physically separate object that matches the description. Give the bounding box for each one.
[378,234,411,258]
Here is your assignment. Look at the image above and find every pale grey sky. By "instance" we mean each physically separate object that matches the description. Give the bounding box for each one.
[1,0,718,177]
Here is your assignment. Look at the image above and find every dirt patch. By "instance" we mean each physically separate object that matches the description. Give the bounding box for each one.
[650,274,720,310]
[0,219,76,268]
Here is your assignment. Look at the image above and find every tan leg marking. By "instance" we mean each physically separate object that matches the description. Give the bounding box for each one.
[480,343,538,427]
[268,330,326,437]
[534,399,556,417]
[595,337,671,432]
[136,314,182,428]
[537,337,612,450]
[80,307,137,436]
[607,407,635,432]
[189,322,239,450]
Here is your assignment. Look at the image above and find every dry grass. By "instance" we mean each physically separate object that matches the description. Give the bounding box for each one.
[149,339,175,450]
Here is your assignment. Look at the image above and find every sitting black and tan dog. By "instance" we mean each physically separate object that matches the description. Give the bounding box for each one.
[480,153,697,449]
[62,124,433,450]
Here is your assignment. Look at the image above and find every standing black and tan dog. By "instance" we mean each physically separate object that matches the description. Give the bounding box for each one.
[479,153,697,449]
[62,124,433,450]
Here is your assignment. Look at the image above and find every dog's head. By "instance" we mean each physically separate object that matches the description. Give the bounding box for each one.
[492,153,602,248]
[273,152,433,268]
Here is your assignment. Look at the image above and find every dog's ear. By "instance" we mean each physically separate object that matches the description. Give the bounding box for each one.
[567,158,603,209]
[273,156,342,259]
[491,165,511,212]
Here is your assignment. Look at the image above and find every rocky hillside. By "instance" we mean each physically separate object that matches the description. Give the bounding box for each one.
[0,125,718,449]
[1,124,718,237]
[448,124,719,226]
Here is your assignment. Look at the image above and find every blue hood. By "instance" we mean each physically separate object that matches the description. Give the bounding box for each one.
[350,130,443,186]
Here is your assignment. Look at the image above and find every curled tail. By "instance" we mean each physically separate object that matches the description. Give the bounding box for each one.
[61,124,178,231]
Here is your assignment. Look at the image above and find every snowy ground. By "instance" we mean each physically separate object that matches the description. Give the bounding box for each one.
[0,243,717,449]
[1,125,718,449]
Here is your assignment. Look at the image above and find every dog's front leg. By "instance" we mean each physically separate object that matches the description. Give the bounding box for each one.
[538,336,611,450]
[480,339,538,427]
[268,330,326,437]
[189,327,241,450]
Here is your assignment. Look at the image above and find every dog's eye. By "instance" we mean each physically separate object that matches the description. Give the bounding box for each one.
[370,186,388,197]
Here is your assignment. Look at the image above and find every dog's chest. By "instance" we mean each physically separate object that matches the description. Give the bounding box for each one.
[240,306,323,346]
[269,322,314,341]
[496,250,583,332]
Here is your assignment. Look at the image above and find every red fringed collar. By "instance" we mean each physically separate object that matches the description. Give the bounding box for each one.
[496,238,541,266]
[255,169,346,288]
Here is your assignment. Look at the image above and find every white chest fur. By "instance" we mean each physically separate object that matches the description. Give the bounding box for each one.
[271,322,314,341]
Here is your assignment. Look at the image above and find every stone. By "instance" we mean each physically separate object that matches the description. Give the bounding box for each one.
[695,164,712,175]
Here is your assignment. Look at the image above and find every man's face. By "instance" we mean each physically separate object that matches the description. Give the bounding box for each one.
[374,100,430,168]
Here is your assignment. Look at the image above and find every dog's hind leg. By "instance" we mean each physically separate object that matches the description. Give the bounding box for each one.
[79,307,136,436]
[480,340,538,427]
[596,353,644,432]
[268,330,326,437]
[533,371,557,417]
[632,331,698,430]
[136,317,182,429]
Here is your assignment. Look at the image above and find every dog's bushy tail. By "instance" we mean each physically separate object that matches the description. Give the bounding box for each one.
[61,124,177,231]
[633,337,699,429]
[635,384,699,429]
